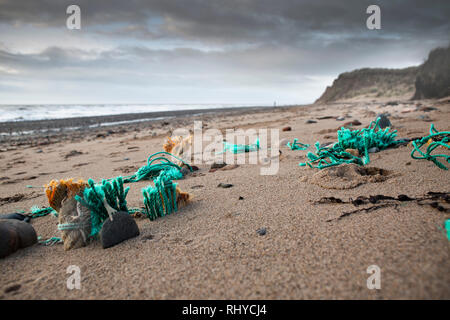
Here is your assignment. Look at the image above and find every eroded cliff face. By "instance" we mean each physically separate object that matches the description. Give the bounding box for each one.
[315,45,450,104]
[315,67,418,103]
[413,46,450,100]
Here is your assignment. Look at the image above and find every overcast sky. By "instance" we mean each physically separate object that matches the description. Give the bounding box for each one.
[0,0,449,105]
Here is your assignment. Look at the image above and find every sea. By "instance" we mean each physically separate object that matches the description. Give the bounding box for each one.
[0,103,273,123]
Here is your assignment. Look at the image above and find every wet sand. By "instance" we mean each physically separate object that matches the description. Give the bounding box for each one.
[0,100,449,299]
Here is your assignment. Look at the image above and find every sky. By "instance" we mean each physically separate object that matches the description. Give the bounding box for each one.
[0,0,449,105]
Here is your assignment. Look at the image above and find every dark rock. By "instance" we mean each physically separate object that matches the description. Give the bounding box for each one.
[336,116,345,121]
[190,166,199,171]
[5,219,38,248]
[191,185,204,189]
[305,120,317,124]
[282,126,292,132]
[100,211,140,249]
[0,213,29,221]
[0,219,37,258]
[418,115,432,122]
[0,223,19,258]
[180,166,190,176]
[64,150,83,159]
[376,114,391,129]
[344,120,362,127]
[256,227,267,236]
[4,284,21,293]
[386,101,398,106]
[217,183,233,188]
[418,106,437,112]
[211,162,227,170]
[317,116,334,120]
[239,196,244,200]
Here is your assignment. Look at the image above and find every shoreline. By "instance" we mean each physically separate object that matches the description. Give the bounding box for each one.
[0,105,295,132]
[0,105,303,148]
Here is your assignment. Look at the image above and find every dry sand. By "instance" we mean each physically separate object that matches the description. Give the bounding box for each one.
[0,100,449,299]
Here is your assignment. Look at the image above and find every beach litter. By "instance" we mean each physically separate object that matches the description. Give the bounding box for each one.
[445,219,450,241]
[218,138,260,154]
[121,151,192,183]
[142,170,191,221]
[410,124,450,170]
[286,139,309,151]
[163,135,193,166]
[300,117,402,169]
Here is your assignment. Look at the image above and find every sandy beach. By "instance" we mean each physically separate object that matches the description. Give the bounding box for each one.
[0,99,449,299]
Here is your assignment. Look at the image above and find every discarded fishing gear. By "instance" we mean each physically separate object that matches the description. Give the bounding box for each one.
[300,117,402,169]
[219,138,260,154]
[122,151,192,183]
[30,206,58,218]
[75,177,130,237]
[286,139,309,151]
[410,124,450,170]
[445,219,450,241]
[142,171,191,221]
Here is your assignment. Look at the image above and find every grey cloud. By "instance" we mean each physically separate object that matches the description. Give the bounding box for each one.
[0,1,449,104]
[0,0,449,44]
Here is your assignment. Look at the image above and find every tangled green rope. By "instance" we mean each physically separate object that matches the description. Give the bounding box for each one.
[122,151,191,183]
[38,236,63,246]
[30,206,58,218]
[75,177,130,237]
[286,139,310,150]
[218,138,260,154]
[300,117,401,169]
[142,170,178,221]
[445,219,450,241]
[411,124,450,170]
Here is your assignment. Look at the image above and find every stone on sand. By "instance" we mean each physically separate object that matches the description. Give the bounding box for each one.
[376,114,391,129]
[0,219,37,258]
[100,211,140,249]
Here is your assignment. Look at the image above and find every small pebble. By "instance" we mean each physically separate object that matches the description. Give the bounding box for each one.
[305,120,317,124]
[376,114,391,129]
[211,162,227,170]
[282,126,292,132]
[256,228,267,236]
[4,284,21,294]
[217,183,233,188]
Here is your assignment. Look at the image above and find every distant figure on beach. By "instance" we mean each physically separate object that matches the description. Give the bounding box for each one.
[274,101,277,107]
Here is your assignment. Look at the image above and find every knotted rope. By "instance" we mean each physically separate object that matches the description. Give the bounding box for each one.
[300,117,402,169]
[411,124,450,170]
[142,170,178,221]
[122,151,191,183]
[286,139,310,150]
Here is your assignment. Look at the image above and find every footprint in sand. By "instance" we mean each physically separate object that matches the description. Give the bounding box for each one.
[309,163,395,190]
